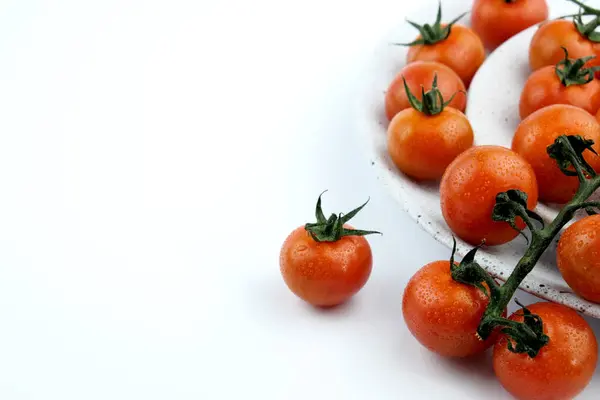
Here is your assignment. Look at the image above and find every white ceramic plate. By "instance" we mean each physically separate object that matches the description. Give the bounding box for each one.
[358,0,600,317]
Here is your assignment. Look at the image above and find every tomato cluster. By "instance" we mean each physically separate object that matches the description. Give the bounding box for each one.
[279,1,600,399]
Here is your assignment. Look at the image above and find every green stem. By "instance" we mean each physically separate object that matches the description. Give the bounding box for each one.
[477,174,600,339]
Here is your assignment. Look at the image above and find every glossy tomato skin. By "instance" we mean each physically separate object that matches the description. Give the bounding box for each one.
[472,0,548,51]
[385,61,466,121]
[403,260,497,357]
[440,146,538,246]
[279,225,372,307]
[557,215,600,303]
[407,24,485,87]
[493,302,598,400]
[512,104,600,204]
[519,65,600,119]
[529,19,600,72]
[387,107,473,180]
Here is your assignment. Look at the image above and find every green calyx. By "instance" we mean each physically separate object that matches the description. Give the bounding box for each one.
[403,74,461,116]
[395,1,467,46]
[497,300,550,358]
[555,47,600,86]
[304,191,381,243]
[567,0,600,42]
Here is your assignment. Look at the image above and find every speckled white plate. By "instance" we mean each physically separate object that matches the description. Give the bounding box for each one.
[358,0,600,317]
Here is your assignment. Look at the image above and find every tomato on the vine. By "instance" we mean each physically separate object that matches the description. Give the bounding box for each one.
[471,0,549,51]
[494,302,598,400]
[402,4,485,87]
[512,104,600,204]
[440,145,538,246]
[402,259,497,357]
[385,61,466,121]
[279,193,379,307]
[557,214,600,303]
[519,49,600,119]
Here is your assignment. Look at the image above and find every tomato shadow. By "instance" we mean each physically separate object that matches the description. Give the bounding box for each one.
[433,350,497,383]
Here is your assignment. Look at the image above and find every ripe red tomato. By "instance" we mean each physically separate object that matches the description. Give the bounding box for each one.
[402,260,497,357]
[557,214,600,303]
[440,146,538,246]
[519,63,600,119]
[280,225,372,307]
[529,19,600,72]
[471,0,548,51]
[494,302,598,400]
[407,24,485,87]
[280,195,378,307]
[512,104,600,204]
[387,106,473,181]
[385,61,466,121]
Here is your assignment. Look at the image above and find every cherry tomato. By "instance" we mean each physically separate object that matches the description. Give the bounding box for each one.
[402,260,498,357]
[280,195,378,307]
[519,64,600,119]
[494,302,598,400]
[557,214,600,303]
[471,0,549,51]
[388,107,473,181]
[512,104,600,204]
[407,24,485,87]
[529,19,600,72]
[440,146,538,246]
[385,61,466,121]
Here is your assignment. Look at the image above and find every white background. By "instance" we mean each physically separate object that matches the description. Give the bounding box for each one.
[0,0,598,399]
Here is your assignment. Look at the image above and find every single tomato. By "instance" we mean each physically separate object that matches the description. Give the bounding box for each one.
[385,61,466,121]
[471,0,549,51]
[557,214,600,303]
[387,75,473,180]
[440,146,538,246]
[403,5,485,86]
[279,193,379,307]
[519,48,600,119]
[512,104,600,204]
[403,259,497,357]
[529,18,600,72]
[494,302,598,400]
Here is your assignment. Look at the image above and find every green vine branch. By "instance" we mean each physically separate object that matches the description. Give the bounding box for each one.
[451,134,600,358]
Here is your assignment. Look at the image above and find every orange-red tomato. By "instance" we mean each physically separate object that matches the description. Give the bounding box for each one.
[407,24,485,87]
[519,65,600,119]
[385,61,466,121]
[557,215,600,303]
[387,107,473,180]
[472,0,548,51]
[440,145,538,246]
[279,225,372,307]
[529,19,600,72]
[512,104,600,204]
[493,302,598,400]
[402,260,497,357]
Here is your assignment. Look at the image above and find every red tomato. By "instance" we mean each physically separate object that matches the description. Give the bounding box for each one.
[494,302,598,400]
[280,225,372,307]
[557,214,600,303]
[440,145,538,246]
[407,24,485,87]
[472,0,549,51]
[402,260,497,357]
[512,104,600,204]
[529,19,600,72]
[519,64,600,119]
[385,61,466,121]
[387,106,473,181]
